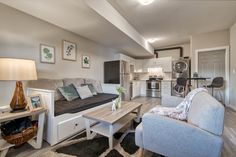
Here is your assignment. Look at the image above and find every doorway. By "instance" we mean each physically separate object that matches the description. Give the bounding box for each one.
[195,46,229,105]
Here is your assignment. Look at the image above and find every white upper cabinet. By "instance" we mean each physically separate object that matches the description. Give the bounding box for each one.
[114,54,172,73]
[156,57,172,72]
[134,59,144,73]
[134,57,172,73]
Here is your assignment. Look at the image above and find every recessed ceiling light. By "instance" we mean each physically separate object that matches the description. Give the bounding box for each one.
[147,38,161,43]
[138,0,154,5]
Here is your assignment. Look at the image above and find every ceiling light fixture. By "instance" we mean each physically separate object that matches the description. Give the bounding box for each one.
[147,38,161,43]
[138,0,154,5]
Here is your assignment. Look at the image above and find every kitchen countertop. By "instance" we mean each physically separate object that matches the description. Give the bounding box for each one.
[131,79,175,82]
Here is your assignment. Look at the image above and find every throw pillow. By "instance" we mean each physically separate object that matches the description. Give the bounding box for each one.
[81,84,97,95]
[58,84,79,101]
[76,85,93,99]
[84,79,103,93]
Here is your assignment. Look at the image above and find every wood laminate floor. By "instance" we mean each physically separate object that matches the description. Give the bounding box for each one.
[5,97,236,157]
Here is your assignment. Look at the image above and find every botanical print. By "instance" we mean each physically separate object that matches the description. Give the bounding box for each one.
[62,40,77,61]
[82,55,90,68]
[40,44,55,64]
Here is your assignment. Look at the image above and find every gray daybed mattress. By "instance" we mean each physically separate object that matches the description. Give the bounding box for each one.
[55,93,118,116]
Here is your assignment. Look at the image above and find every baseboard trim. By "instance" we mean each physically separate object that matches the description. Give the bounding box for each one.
[228,104,236,111]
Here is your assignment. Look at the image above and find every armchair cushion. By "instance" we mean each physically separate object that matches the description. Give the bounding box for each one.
[188,92,225,136]
[141,113,223,157]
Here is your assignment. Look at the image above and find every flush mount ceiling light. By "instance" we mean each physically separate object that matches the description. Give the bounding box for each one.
[138,0,154,5]
[147,38,161,43]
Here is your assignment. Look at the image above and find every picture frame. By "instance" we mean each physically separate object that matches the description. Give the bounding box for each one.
[62,40,77,61]
[82,55,90,68]
[40,44,55,64]
[27,94,43,111]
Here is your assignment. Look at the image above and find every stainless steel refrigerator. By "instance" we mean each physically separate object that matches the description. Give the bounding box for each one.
[104,60,131,100]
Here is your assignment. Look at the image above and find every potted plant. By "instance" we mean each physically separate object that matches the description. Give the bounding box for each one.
[112,86,126,110]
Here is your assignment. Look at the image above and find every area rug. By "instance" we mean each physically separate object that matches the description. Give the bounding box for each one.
[54,130,164,157]
[37,151,75,157]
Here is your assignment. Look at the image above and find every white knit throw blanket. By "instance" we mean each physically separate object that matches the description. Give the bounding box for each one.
[150,88,208,120]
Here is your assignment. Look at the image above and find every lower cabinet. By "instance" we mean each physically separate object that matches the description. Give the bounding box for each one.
[140,81,146,96]
[132,81,141,98]
[131,80,146,98]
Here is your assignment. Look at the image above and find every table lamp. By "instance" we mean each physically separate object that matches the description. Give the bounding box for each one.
[0,58,37,112]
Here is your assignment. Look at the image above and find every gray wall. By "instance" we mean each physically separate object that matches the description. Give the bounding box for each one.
[190,29,230,74]
[190,29,231,106]
[230,22,236,109]
[0,4,117,105]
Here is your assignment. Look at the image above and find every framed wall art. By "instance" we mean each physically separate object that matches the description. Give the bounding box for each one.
[40,44,55,64]
[27,94,43,111]
[82,55,90,68]
[62,40,77,61]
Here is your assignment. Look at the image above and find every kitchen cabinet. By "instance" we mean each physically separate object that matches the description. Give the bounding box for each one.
[131,80,146,98]
[134,57,172,73]
[140,81,146,96]
[134,60,144,73]
[157,57,172,72]
[132,81,141,98]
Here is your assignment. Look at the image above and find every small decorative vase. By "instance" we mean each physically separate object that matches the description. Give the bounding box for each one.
[112,100,117,111]
[116,95,122,109]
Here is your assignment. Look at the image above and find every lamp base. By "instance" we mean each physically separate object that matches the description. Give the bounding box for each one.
[10,108,27,113]
[10,81,27,112]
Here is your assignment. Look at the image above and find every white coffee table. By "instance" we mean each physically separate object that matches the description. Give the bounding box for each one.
[83,101,142,150]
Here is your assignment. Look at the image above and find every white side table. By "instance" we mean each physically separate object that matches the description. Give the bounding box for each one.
[0,107,46,157]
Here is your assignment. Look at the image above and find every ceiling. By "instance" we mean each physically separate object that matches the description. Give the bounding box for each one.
[108,0,236,47]
[1,0,236,57]
[0,0,154,58]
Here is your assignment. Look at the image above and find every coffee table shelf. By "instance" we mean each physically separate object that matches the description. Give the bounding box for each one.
[90,114,136,137]
[83,101,142,150]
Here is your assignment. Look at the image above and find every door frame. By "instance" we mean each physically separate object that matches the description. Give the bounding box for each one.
[195,46,230,106]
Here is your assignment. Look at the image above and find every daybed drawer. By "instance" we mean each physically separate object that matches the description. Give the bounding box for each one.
[57,116,85,141]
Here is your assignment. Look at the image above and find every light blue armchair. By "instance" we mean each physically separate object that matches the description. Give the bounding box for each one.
[135,91,225,157]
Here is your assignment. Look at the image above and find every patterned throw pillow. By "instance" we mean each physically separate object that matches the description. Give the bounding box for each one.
[58,84,79,101]
[84,79,103,93]
[81,84,97,95]
[76,85,93,99]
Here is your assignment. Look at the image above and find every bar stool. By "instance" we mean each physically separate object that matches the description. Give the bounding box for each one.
[206,77,224,95]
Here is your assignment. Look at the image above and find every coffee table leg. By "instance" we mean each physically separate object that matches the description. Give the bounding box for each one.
[85,119,91,140]
[109,125,113,150]
[136,106,142,123]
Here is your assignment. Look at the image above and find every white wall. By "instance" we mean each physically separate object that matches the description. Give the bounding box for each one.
[230,22,236,109]
[0,4,117,106]
[190,29,230,74]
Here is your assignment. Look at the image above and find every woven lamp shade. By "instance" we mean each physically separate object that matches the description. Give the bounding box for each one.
[0,58,37,81]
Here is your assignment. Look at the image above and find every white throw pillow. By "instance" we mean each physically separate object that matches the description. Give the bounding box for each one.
[76,85,93,99]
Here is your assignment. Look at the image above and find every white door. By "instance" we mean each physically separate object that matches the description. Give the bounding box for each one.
[198,49,225,102]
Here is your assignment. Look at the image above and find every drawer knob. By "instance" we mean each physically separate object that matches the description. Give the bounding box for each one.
[74,123,78,129]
